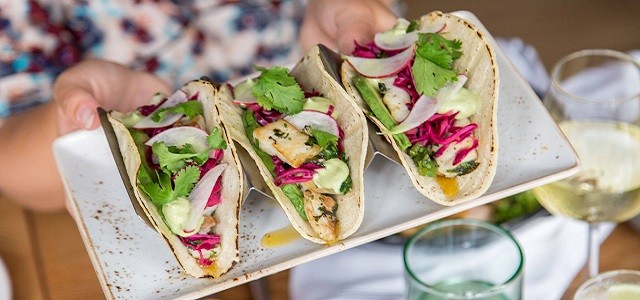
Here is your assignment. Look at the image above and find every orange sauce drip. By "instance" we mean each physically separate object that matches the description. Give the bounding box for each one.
[435,176,459,198]
[261,225,301,248]
[203,263,221,277]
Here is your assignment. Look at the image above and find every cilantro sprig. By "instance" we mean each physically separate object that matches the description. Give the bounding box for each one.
[152,142,209,173]
[252,66,305,114]
[151,100,203,122]
[138,165,200,206]
[207,127,227,150]
[412,33,463,97]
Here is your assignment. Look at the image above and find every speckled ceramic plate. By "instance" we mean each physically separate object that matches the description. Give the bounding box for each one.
[52,11,579,300]
[0,257,11,300]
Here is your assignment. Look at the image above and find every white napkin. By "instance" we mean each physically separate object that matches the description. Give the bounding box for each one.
[289,217,615,300]
[289,40,638,300]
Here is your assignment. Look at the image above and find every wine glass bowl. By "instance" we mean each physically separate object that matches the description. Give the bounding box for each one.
[574,270,640,300]
[532,49,640,277]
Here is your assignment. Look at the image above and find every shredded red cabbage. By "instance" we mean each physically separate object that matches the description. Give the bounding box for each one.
[206,178,222,208]
[405,111,479,164]
[304,90,321,98]
[179,233,221,266]
[394,66,420,105]
[198,149,225,207]
[248,105,282,126]
[273,164,321,186]
[326,105,335,116]
[138,99,166,116]
[453,137,478,165]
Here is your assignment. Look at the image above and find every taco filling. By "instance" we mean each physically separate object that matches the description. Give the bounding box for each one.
[345,18,481,179]
[112,88,231,267]
[233,66,353,242]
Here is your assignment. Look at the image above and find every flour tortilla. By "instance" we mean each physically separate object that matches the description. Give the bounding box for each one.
[216,45,368,244]
[341,11,499,206]
[107,79,243,278]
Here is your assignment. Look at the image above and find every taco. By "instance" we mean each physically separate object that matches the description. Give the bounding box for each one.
[106,79,243,278]
[340,11,499,205]
[216,45,368,244]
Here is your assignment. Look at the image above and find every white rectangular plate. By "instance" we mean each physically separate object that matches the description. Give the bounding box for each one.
[53,11,578,300]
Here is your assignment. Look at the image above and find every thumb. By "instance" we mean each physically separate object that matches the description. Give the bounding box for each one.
[336,19,376,55]
[335,8,397,54]
[56,86,101,132]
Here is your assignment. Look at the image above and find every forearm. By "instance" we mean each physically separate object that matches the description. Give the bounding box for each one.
[0,102,65,212]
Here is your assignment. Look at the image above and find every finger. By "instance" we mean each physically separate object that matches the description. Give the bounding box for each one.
[336,19,376,54]
[299,13,339,52]
[118,70,172,113]
[335,8,398,54]
[56,85,101,131]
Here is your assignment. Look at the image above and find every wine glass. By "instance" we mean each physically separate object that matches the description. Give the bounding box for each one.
[574,270,640,300]
[532,49,640,278]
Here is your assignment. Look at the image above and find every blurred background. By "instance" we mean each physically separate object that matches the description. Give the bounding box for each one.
[0,1,638,299]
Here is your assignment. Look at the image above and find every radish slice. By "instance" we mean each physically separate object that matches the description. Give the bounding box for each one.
[345,45,415,78]
[420,20,446,33]
[283,110,340,137]
[232,90,257,107]
[182,163,228,233]
[385,75,468,134]
[145,126,210,152]
[134,90,189,129]
[374,31,418,51]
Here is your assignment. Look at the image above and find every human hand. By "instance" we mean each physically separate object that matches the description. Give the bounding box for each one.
[299,0,398,54]
[53,59,171,135]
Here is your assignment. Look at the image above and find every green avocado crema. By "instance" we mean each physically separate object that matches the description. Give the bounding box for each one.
[162,197,202,237]
[313,158,350,193]
[437,87,479,119]
[352,75,412,150]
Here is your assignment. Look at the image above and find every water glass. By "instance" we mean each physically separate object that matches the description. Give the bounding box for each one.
[403,219,524,300]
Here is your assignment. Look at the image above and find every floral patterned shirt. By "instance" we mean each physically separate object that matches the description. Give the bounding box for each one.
[0,0,305,118]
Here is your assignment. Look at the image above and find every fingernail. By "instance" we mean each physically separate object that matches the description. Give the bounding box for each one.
[77,106,95,129]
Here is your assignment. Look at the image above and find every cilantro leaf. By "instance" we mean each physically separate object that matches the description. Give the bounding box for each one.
[172,166,200,199]
[412,57,458,97]
[407,143,439,177]
[412,33,463,97]
[138,168,173,206]
[138,165,200,206]
[252,66,304,114]
[418,33,462,62]
[310,129,338,149]
[151,100,203,122]
[152,142,207,173]
[406,20,419,33]
[309,129,339,160]
[207,127,227,149]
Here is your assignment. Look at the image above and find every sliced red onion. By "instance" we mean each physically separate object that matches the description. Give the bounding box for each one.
[134,89,189,129]
[144,126,210,153]
[182,163,228,234]
[385,75,467,134]
[374,30,418,51]
[283,110,340,137]
[344,45,415,78]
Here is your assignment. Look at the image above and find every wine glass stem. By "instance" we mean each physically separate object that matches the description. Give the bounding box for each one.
[587,222,599,278]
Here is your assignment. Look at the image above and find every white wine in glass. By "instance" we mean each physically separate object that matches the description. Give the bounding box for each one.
[574,270,640,300]
[532,49,640,278]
